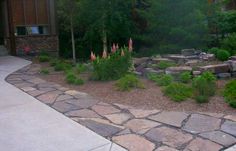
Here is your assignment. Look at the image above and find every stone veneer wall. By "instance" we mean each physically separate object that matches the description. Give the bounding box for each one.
[15,35,59,54]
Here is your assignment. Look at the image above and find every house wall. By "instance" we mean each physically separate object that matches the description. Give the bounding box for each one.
[4,0,58,55]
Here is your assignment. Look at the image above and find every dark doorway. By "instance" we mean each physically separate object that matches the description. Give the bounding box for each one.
[0,1,4,45]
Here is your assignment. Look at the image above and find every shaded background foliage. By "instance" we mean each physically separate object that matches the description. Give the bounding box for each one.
[57,0,236,59]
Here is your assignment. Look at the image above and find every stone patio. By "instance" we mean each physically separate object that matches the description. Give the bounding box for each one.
[6,64,236,151]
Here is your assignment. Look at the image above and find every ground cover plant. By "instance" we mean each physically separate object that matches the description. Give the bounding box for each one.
[224,80,236,108]
[148,73,173,86]
[65,71,84,85]
[164,83,193,102]
[40,69,49,75]
[115,74,144,91]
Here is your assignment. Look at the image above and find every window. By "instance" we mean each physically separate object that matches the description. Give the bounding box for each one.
[15,26,49,36]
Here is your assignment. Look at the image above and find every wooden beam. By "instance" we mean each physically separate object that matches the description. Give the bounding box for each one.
[7,0,16,55]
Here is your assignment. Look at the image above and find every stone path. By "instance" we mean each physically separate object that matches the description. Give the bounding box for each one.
[6,63,236,151]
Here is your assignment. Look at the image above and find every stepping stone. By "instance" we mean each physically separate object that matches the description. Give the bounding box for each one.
[79,120,122,137]
[65,98,99,109]
[38,87,56,92]
[148,111,188,127]
[65,109,101,118]
[200,131,236,147]
[155,146,179,151]
[14,82,35,88]
[184,137,223,151]
[27,90,46,97]
[128,108,160,118]
[56,94,74,102]
[52,101,81,113]
[145,126,192,148]
[198,112,225,118]
[221,120,236,137]
[27,78,46,84]
[183,114,221,134]
[65,90,88,98]
[116,129,132,136]
[112,134,155,151]
[104,113,132,125]
[37,90,63,105]
[92,105,121,116]
[124,119,161,134]
[21,87,36,92]
[224,115,236,122]
[114,103,133,110]
[199,64,230,74]
[224,144,236,151]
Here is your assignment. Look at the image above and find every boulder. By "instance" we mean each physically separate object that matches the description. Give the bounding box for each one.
[230,56,236,61]
[136,63,147,73]
[165,66,192,75]
[199,53,215,61]
[193,71,201,76]
[133,57,150,67]
[181,49,196,56]
[232,72,236,78]
[185,60,199,66]
[166,55,186,64]
[226,60,236,72]
[152,58,174,64]
[217,73,231,79]
[199,64,230,74]
[144,68,164,76]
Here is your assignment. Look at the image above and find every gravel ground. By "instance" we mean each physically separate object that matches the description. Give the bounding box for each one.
[37,63,236,114]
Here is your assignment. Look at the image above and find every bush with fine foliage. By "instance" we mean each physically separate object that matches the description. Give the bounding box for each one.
[164,83,193,102]
[66,72,84,85]
[224,80,236,108]
[148,73,173,86]
[216,49,230,61]
[115,74,144,91]
[39,55,50,62]
[192,72,216,103]
[180,72,192,83]
[92,48,132,81]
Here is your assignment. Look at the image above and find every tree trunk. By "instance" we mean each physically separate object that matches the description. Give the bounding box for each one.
[102,28,107,52]
[70,13,76,64]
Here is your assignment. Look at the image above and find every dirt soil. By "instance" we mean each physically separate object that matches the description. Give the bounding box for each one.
[37,63,236,115]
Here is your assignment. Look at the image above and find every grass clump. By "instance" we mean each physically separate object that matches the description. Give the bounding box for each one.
[157,61,176,69]
[115,74,144,91]
[76,64,87,74]
[192,72,216,103]
[54,62,72,72]
[223,80,236,108]
[66,72,84,85]
[40,69,49,75]
[180,72,192,83]
[148,73,173,86]
[216,49,230,61]
[164,83,193,102]
[39,55,50,62]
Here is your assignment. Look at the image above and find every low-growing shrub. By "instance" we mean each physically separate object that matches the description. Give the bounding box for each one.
[192,72,216,103]
[39,55,50,62]
[147,73,163,81]
[115,74,144,91]
[208,47,219,56]
[180,72,192,83]
[157,61,176,70]
[216,49,230,61]
[224,80,236,108]
[164,83,193,102]
[92,48,132,80]
[40,69,49,75]
[156,74,173,86]
[221,33,236,55]
[54,62,72,72]
[76,64,87,74]
[50,59,59,67]
[66,72,84,85]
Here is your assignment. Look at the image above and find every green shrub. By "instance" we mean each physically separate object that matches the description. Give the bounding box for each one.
[156,74,173,86]
[192,72,216,103]
[180,72,192,83]
[50,59,59,67]
[147,73,163,81]
[223,80,236,108]
[40,69,49,75]
[54,62,72,72]
[115,74,144,91]
[92,48,132,80]
[164,83,193,102]
[66,72,84,85]
[221,33,236,55]
[76,64,87,74]
[157,61,176,69]
[216,49,230,61]
[39,55,50,62]
[208,47,220,55]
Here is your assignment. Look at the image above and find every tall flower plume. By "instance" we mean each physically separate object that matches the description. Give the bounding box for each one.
[128,38,133,52]
[102,49,107,58]
[90,51,96,61]
[111,43,116,53]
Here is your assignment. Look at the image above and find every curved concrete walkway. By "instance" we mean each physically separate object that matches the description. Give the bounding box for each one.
[3,56,236,151]
[0,56,126,151]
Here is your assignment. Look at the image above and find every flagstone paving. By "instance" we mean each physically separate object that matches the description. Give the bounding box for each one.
[6,64,236,151]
